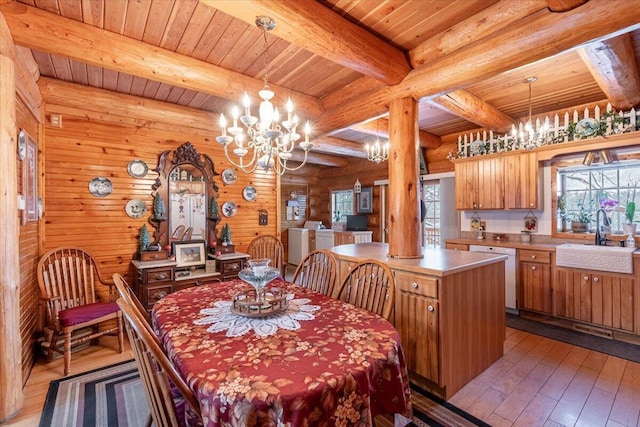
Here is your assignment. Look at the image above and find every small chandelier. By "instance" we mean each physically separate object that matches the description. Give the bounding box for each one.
[511,77,549,150]
[365,120,389,163]
[216,16,313,176]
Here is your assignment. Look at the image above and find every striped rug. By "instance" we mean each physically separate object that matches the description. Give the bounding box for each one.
[40,361,488,427]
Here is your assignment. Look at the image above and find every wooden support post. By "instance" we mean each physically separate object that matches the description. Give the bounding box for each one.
[0,11,24,422]
[388,97,422,259]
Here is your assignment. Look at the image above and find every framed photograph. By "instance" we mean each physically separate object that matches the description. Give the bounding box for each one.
[22,130,38,225]
[358,186,373,214]
[172,240,206,269]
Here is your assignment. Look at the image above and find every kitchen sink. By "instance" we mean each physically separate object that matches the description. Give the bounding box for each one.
[555,243,635,274]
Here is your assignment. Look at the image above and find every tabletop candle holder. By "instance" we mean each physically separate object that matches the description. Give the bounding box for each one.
[232,259,287,317]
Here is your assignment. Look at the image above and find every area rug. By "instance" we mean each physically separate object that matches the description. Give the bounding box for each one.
[506,313,640,363]
[40,361,488,427]
[39,360,149,427]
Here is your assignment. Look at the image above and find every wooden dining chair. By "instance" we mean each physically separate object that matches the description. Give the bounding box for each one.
[37,247,124,375]
[112,273,150,323]
[336,259,395,320]
[291,249,337,297]
[117,298,203,427]
[247,235,287,276]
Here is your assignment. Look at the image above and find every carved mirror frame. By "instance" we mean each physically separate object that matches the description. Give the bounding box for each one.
[150,142,220,250]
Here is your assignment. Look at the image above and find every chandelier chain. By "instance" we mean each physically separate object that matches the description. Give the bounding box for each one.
[262,25,270,89]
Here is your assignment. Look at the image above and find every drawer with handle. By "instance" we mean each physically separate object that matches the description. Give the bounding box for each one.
[395,271,438,299]
[145,267,174,284]
[518,249,551,264]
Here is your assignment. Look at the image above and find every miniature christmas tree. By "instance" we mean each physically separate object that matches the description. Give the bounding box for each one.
[153,193,166,219]
[221,223,231,244]
[139,224,151,251]
[208,196,219,218]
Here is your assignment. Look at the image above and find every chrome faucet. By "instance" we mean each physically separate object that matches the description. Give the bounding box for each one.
[595,208,611,246]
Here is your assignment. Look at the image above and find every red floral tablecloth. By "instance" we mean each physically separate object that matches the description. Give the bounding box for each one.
[152,279,412,426]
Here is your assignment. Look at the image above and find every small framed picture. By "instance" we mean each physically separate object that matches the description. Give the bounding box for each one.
[358,187,373,214]
[172,240,206,269]
[205,260,216,273]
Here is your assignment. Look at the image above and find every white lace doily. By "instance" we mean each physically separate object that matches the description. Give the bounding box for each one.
[193,294,320,337]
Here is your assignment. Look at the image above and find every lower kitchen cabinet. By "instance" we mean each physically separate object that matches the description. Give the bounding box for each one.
[519,249,553,314]
[554,267,634,332]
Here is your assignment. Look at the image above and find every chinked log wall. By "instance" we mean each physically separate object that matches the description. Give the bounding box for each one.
[39,77,283,299]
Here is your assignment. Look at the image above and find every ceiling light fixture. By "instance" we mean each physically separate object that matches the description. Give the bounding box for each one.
[216,16,313,176]
[365,119,389,163]
[512,77,549,150]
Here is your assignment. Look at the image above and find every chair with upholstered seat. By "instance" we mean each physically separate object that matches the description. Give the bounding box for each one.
[247,235,287,276]
[37,247,124,375]
[291,250,337,297]
[336,259,395,320]
[117,298,202,427]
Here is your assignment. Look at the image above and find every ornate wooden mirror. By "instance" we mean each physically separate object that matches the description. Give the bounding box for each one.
[150,142,220,250]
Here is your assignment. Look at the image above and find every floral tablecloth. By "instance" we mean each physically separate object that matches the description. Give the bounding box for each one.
[152,279,412,426]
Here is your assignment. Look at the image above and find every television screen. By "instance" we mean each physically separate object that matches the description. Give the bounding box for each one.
[346,214,368,231]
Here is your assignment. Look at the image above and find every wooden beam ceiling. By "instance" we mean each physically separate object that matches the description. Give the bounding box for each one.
[577,33,640,110]
[349,119,441,150]
[312,0,640,135]
[203,0,411,85]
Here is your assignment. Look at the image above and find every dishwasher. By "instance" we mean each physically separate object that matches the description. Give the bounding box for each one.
[469,245,518,314]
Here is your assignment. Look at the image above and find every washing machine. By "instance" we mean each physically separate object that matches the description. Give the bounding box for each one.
[288,221,323,265]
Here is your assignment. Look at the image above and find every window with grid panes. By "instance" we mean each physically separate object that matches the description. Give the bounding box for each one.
[331,190,354,223]
[422,182,441,246]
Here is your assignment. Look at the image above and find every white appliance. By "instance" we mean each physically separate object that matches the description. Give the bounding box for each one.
[315,222,346,250]
[288,221,323,266]
[468,245,517,314]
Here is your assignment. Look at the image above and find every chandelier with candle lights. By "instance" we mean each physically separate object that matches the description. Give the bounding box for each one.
[365,119,389,163]
[216,17,313,175]
[511,77,550,150]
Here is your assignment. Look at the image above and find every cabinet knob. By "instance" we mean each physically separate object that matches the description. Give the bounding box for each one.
[531,255,536,259]
[428,305,435,312]
[530,202,534,208]
[593,277,599,283]
[531,266,536,271]
[412,282,419,289]
[157,273,166,280]
[583,275,589,281]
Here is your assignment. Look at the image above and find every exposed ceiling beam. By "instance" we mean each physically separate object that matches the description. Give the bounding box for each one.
[545,0,589,13]
[288,150,348,167]
[313,0,640,135]
[428,90,515,134]
[349,119,441,150]
[0,1,324,118]
[577,33,640,110]
[311,136,367,158]
[203,0,411,85]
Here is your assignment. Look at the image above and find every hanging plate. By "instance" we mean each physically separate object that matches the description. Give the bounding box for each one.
[243,185,257,202]
[127,159,149,178]
[575,117,599,138]
[222,169,237,185]
[125,199,147,218]
[222,201,237,217]
[89,177,113,197]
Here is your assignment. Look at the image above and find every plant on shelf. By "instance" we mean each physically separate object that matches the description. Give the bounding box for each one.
[221,223,232,245]
[153,193,166,220]
[624,180,639,224]
[208,196,219,219]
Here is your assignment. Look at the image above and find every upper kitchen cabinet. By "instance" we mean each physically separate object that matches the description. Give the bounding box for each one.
[505,152,541,209]
[454,157,504,210]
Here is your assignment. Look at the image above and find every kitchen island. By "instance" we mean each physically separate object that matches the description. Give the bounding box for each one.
[331,242,507,399]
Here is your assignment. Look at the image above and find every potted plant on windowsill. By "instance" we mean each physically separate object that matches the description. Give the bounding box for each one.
[569,200,594,233]
[623,181,638,236]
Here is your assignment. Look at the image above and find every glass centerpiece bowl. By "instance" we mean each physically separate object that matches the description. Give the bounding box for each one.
[233,259,286,317]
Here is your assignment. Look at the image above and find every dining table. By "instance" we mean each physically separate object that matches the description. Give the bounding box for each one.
[152,278,412,426]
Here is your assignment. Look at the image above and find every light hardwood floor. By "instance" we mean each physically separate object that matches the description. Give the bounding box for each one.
[2,328,640,426]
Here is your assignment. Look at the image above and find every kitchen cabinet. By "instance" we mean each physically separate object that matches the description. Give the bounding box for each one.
[395,271,439,384]
[336,259,358,291]
[554,267,634,332]
[211,252,250,280]
[505,152,540,209]
[454,157,504,210]
[308,230,316,252]
[519,249,553,314]
[445,242,468,251]
[334,231,373,246]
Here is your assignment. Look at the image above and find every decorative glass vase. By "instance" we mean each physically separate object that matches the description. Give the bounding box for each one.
[238,259,280,303]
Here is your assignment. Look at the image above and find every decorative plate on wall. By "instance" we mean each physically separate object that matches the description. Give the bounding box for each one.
[125,199,147,218]
[88,177,113,197]
[222,169,237,185]
[243,185,257,202]
[127,159,149,178]
[575,117,599,138]
[222,201,237,217]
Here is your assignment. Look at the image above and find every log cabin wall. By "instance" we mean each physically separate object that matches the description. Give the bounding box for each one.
[16,97,40,387]
[39,78,279,298]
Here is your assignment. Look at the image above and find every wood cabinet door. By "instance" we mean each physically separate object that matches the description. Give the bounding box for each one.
[520,261,552,314]
[334,232,355,246]
[396,290,439,384]
[454,161,477,210]
[505,152,539,209]
[477,157,504,209]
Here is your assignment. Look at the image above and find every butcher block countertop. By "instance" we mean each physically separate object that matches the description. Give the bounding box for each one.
[330,242,506,277]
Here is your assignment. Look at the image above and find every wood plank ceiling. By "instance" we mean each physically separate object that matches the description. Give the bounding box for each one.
[4,0,640,166]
